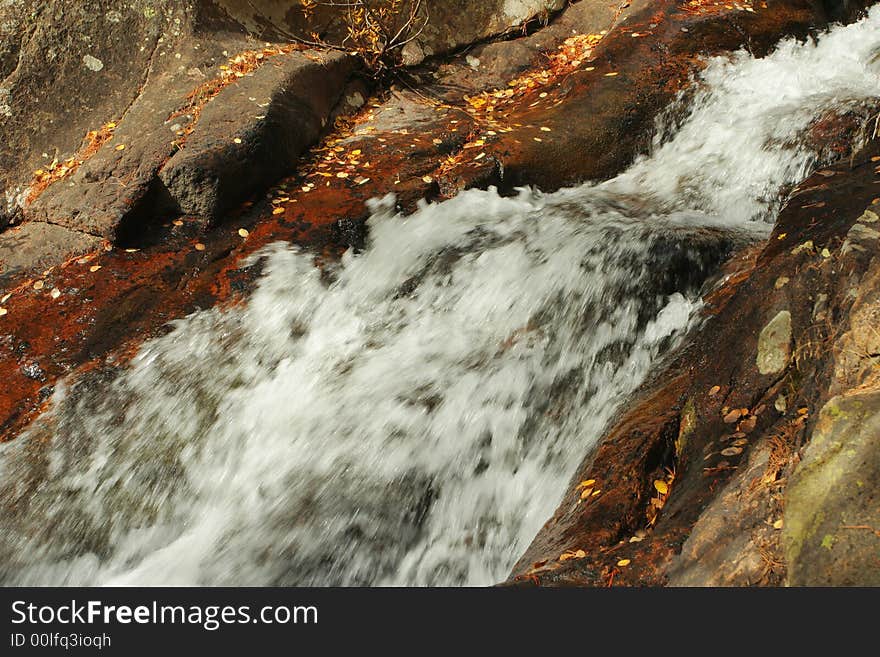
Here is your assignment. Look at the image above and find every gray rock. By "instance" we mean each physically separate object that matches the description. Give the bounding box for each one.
[159,50,356,222]
[668,442,778,586]
[757,310,792,375]
[216,0,567,63]
[0,222,101,288]
[783,391,880,586]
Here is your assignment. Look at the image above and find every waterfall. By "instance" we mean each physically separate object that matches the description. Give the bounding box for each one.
[1,7,878,586]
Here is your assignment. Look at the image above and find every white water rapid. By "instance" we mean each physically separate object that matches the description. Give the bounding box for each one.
[2,9,879,586]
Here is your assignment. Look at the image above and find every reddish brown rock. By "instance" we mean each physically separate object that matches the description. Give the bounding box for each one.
[506,129,880,588]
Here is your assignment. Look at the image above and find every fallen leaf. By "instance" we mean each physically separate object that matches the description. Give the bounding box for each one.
[720,446,743,457]
[709,385,720,396]
[238,228,249,238]
[617,559,631,567]
[723,409,742,423]
[773,519,784,529]
[272,207,285,215]
[604,72,619,77]
[576,479,596,489]
[540,127,552,132]
[115,144,126,151]
[50,288,61,299]
[739,416,757,433]
[89,265,102,273]
[422,176,433,183]
[33,280,44,290]
[194,243,206,251]
[0,308,6,317]
[173,220,184,226]
[233,137,242,144]
[580,488,594,499]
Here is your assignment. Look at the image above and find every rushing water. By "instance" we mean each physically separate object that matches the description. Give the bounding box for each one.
[2,10,879,586]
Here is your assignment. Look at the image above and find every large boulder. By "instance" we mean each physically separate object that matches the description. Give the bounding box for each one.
[1,0,362,273]
[0,0,187,224]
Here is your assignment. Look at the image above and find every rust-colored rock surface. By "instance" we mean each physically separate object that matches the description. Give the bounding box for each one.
[506,131,880,587]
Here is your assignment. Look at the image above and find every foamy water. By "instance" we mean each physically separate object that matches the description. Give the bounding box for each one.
[1,8,878,586]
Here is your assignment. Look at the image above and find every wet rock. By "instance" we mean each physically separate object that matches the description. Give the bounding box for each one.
[508,120,880,588]
[783,391,880,586]
[756,310,792,375]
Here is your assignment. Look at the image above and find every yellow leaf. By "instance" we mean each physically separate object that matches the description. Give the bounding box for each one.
[773,519,784,529]
[233,138,242,144]
[579,488,594,499]
[591,489,601,497]
[0,308,7,317]
[653,480,669,495]
[89,265,102,273]
[33,280,44,291]
[115,144,125,151]
[194,243,206,251]
[238,228,249,238]
[272,207,285,215]
[617,559,631,567]
[576,479,596,489]
[50,288,61,299]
